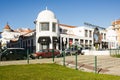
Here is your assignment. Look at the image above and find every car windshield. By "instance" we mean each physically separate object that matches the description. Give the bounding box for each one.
[66,49,70,51]
[49,49,52,52]
[0,48,26,56]
[7,48,25,53]
[38,50,44,52]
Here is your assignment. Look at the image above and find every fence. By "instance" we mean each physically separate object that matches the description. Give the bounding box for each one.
[1,50,120,75]
[109,49,120,57]
[109,49,120,54]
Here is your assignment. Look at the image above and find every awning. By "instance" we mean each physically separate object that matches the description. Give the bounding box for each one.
[52,37,59,43]
[38,37,51,44]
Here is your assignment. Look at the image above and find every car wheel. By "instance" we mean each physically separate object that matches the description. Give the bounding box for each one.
[29,55,35,59]
[2,57,7,61]
[55,55,58,58]
[81,53,84,55]
[39,56,42,59]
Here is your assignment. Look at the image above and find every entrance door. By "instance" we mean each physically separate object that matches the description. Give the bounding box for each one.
[53,43,56,49]
[42,44,49,49]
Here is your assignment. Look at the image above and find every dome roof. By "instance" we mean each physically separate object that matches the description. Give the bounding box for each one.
[112,19,120,25]
[37,9,56,20]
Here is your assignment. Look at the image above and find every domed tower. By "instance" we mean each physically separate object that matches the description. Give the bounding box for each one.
[35,8,59,51]
[3,24,12,32]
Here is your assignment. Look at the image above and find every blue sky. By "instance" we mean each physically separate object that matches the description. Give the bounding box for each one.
[0,0,120,31]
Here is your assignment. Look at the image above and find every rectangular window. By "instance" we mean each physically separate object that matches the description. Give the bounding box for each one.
[85,40,88,45]
[89,30,92,38]
[28,40,30,47]
[52,23,56,32]
[62,29,67,34]
[101,33,103,36]
[31,39,33,47]
[85,30,88,37]
[41,22,49,31]
[26,40,27,48]
[89,40,92,45]
[59,28,62,33]
[104,34,106,39]
[80,39,83,44]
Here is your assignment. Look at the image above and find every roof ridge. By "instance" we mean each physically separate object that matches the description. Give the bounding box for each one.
[59,24,76,28]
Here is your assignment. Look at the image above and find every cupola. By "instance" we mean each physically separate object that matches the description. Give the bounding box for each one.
[36,7,56,21]
[3,24,12,32]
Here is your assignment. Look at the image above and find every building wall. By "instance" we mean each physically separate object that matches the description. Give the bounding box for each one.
[112,19,120,47]
[35,9,60,52]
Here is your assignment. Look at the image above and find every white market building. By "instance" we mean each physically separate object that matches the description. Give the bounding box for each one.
[0,8,118,53]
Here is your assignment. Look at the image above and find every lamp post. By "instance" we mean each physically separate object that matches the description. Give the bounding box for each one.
[27,47,29,64]
[52,49,54,62]
[94,56,97,73]
[75,51,78,70]
[75,41,78,70]
[63,37,66,66]
[110,42,111,55]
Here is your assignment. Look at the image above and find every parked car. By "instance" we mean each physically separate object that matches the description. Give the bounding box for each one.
[31,49,60,59]
[81,48,90,55]
[60,48,83,56]
[59,49,71,57]
[65,49,71,55]
[70,48,83,55]
[0,48,27,61]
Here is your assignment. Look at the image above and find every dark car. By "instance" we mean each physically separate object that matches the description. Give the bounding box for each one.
[32,49,60,59]
[70,48,83,55]
[0,48,27,61]
[65,49,71,55]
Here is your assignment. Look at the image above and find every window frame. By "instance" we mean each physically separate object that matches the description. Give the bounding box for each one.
[85,30,88,37]
[52,23,56,32]
[40,22,49,31]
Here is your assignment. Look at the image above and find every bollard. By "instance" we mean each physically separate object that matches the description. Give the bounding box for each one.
[118,49,119,55]
[52,49,54,62]
[63,51,65,66]
[27,48,29,64]
[94,56,97,73]
[75,52,78,70]
[110,47,111,56]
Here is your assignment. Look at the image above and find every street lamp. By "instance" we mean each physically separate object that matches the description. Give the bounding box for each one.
[74,41,78,70]
[63,37,66,66]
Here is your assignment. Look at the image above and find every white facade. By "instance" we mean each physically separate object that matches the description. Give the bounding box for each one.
[59,25,94,50]
[0,24,36,53]
[35,8,59,52]
[106,26,118,49]
[0,25,20,48]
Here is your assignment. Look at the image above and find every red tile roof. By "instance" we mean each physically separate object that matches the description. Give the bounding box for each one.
[4,24,11,29]
[59,24,76,28]
[112,19,120,25]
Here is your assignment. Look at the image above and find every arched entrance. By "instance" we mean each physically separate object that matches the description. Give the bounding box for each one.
[38,36,51,49]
